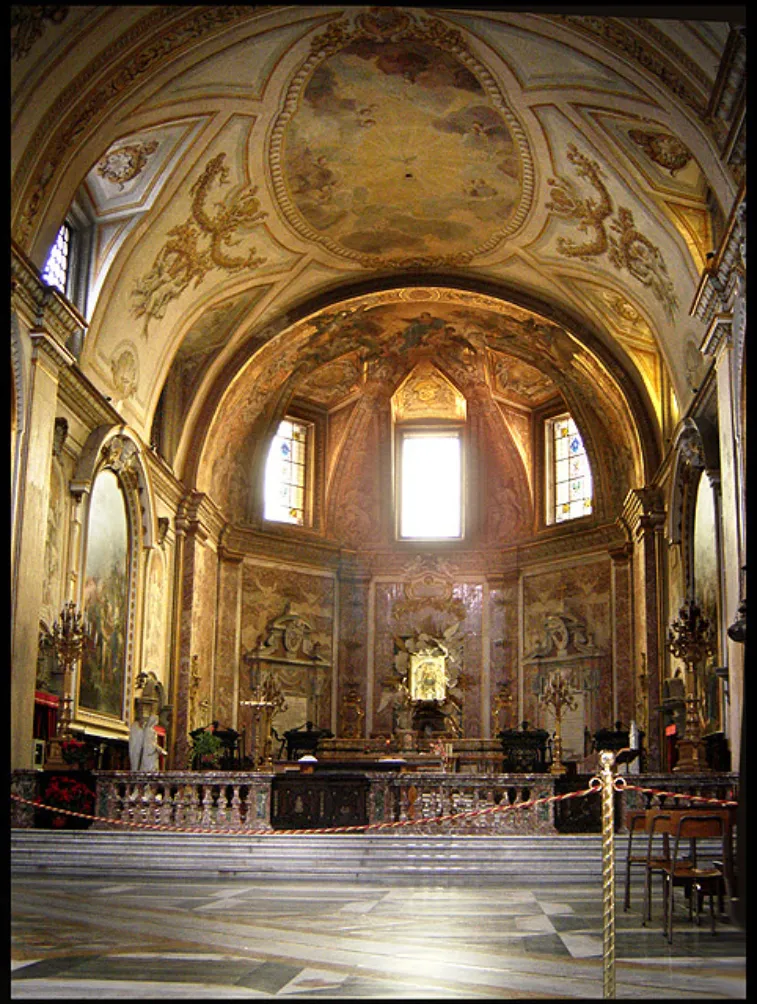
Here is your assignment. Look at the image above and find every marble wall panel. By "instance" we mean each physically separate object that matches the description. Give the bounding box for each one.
[371,578,484,738]
[239,560,335,732]
[521,560,613,739]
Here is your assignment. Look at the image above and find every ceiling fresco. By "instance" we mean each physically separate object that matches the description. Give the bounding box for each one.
[271,6,532,265]
[11,6,745,506]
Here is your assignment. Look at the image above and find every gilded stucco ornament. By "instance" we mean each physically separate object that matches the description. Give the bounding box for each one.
[96,141,159,190]
[628,129,692,176]
[547,144,679,319]
[131,153,267,337]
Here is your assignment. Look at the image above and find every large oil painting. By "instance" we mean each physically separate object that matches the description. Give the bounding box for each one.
[79,469,129,717]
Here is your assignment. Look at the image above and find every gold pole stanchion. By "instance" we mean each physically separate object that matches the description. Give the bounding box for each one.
[592,748,621,999]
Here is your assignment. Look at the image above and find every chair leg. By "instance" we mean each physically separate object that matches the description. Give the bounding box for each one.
[666,875,675,943]
[624,861,631,911]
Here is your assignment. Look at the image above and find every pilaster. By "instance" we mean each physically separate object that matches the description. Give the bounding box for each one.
[618,489,667,771]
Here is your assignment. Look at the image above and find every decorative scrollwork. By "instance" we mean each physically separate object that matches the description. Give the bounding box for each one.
[131,153,267,337]
[547,144,678,318]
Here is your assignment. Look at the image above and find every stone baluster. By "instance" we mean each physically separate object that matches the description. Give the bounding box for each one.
[159,785,174,826]
[229,784,241,827]
[187,782,201,826]
[216,785,229,827]
[200,785,214,827]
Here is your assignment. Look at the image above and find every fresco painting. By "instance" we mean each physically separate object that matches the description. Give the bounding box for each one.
[79,469,129,717]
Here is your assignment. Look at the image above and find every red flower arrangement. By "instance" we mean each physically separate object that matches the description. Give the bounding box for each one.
[60,738,91,766]
[37,776,95,827]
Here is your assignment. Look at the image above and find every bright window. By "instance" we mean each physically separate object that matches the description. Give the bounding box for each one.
[41,223,72,295]
[398,429,462,539]
[546,414,592,524]
[264,418,310,525]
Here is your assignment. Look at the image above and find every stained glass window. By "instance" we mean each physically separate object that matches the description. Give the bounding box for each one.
[548,414,592,524]
[264,418,310,525]
[41,223,72,295]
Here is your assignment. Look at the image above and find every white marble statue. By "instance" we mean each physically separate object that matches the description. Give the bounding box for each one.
[129,713,165,771]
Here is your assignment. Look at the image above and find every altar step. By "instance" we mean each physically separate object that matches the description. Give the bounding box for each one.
[9,830,676,885]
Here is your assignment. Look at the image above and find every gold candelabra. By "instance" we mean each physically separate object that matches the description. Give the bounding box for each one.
[539,671,578,776]
[491,682,514,735]
[240,668,287,769]
[45,602,87,767]
[666,598,714,772]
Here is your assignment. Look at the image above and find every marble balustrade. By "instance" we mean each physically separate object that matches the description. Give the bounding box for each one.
[11,769,739,834]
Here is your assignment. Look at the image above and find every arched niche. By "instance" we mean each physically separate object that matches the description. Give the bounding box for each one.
[71,426,156,729]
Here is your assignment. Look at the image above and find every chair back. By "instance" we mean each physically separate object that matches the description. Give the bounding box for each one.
[671,812,727,869]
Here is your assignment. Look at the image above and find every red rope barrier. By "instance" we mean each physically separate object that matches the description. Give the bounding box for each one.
[618,782,738,808]
[11,785,599,835]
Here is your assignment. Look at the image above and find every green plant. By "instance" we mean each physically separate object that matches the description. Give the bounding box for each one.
[187,729,223,768]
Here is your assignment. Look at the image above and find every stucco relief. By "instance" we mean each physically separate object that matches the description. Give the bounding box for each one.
[271,7,532,267]
[546,144,679,319]
[131,153,267,338]
[522,562,613,736]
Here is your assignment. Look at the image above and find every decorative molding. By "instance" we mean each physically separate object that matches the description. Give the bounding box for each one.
[11,241,87,344]
[13,5,267,249]
[553,15,708,118]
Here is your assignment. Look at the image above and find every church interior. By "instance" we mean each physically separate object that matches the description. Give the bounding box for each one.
[11,5,746,996]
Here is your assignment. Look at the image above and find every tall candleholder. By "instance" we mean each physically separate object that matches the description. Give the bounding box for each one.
[539,672,578,776]
[45,602,87,767]
[667,598,714,772]
[240,667,287,770]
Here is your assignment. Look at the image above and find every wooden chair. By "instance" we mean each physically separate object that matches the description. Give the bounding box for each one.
[641,810,675,927]
[623,809,649,912]
[660,812,732,944]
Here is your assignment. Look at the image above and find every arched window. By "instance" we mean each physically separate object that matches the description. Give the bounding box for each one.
[545,413,593,524]
[41,223,73,295]
[264,416,312,526]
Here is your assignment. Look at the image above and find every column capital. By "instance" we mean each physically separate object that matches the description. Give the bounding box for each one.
[618,487,666,542]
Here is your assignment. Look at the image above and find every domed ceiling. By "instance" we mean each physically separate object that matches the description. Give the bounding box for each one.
[11,5,744,508]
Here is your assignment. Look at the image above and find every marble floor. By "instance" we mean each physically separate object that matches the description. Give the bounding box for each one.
[11,875,745,999]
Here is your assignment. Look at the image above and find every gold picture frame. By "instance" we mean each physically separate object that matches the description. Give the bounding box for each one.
[409,654,446,702]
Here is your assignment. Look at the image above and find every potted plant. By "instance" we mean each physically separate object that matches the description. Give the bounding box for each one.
[59,737,92,767]
[187,728,223,769]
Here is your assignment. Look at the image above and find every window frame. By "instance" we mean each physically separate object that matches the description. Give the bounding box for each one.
[394,422,466,542]
[262,413,316,529]
[544,411,593,527]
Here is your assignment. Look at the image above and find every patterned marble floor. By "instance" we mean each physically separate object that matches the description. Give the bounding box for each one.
[11,876,746,999]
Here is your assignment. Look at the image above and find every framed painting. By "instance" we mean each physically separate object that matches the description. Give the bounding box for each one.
[409,653,446,702]
[79,469,130,718]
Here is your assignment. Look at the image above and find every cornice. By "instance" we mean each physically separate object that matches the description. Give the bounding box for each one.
[690,190,746,326]
[11,240,87,344]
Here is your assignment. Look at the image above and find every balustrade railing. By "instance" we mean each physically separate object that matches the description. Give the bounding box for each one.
[91,771,273,831]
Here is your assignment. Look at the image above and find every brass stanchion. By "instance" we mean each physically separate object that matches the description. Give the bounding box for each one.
[591,748,622,999]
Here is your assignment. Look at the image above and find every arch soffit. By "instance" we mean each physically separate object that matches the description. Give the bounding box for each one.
[181,279,661,495]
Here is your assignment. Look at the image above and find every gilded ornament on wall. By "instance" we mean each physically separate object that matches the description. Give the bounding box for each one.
[546,144,678,318]
[131,153,267,337]
[97,140,159,189]
[11,6,68,61]
[628,129,692,176]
